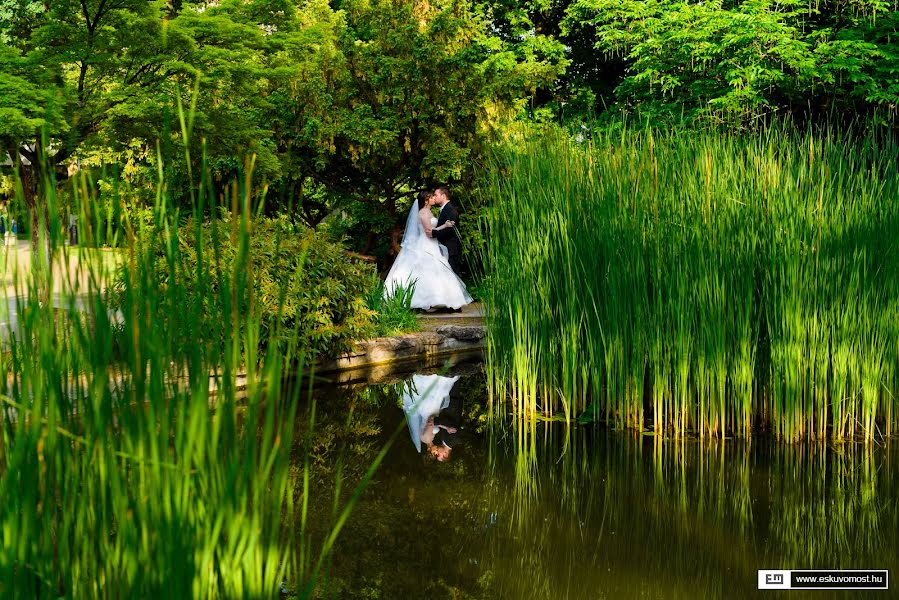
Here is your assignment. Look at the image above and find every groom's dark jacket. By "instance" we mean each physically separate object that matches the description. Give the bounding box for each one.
[433,202,461,257]
[434,391,462,449]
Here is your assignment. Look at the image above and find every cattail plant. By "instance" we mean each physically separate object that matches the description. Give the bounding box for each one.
[480,125,899,442]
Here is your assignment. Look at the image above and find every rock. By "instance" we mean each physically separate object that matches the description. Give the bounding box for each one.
[310,326,486,375]
[435,325,486,341]
[438,337,481,352]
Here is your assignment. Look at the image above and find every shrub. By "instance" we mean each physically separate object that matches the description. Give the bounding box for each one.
[111,214,379,361]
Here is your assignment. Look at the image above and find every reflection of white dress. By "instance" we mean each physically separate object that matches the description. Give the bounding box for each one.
[384,211,472,310]
[401,374,459,452]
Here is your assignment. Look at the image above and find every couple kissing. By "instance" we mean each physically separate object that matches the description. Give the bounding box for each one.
[383,185,472,311]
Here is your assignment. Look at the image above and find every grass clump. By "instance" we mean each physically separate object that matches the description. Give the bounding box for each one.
[0,149,397,596]
[480,125,899,442]
[366,280,419,337]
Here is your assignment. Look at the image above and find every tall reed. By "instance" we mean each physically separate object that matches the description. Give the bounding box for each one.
[480,125,899,441]
[0,137,380,596]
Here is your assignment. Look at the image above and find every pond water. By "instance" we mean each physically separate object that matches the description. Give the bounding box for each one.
[300,358,898,599]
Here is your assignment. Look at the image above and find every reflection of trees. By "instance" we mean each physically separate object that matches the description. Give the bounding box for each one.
[292,384,394,480]
[292,375,496,598]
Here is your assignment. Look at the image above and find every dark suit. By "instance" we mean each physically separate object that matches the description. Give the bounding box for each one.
[433,391,462,449]
[433,201,463,276]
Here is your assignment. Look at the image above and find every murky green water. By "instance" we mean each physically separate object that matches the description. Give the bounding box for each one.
[301,360,898,599]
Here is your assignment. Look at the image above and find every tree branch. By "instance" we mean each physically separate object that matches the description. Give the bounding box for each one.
[125,60,164,86]
[91,0,110,33]
[80,0,93,33]
[18,144,36,165]
[78,61,88,106]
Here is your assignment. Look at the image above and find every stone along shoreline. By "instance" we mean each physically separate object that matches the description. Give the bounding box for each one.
[312,303,486,380]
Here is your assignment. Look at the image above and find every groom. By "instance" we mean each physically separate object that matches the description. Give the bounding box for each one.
[431,185,463,277]
[429,387,462,462]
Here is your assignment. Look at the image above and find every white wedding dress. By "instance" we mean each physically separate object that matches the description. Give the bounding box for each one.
[401,374,459,453]
[383,202,472,310]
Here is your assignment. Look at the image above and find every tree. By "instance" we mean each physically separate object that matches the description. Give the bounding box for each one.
[0,0,287,247]
[1,0,167,246]
[564,0,899,125]
[270,0,563,257]
[477,0,623,122]
[0,44,47,169]
[0,37,60,254]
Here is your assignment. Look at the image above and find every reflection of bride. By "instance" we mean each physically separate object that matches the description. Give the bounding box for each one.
[401,374,459,453]
[383,191,472,310]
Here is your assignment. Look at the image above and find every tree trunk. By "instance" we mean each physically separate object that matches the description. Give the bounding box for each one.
[27,168,40,252]
[389,224,403,257]
[386,190,401,257]
[5,144,37,246]
[13,142,53,297]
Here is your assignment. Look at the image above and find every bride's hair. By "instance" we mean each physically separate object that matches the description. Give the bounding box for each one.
[417,190,433,209]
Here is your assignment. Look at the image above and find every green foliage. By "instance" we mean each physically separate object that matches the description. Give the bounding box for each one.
[267,0,564,259]
[0,45,45,143]
[112,214,379,360]
[477,0,607,123]
[481,124,899,441]
[0,171,302,598]
[365,279,419,337]
[2,0,560,246]
[5,0,895,275]
[565,0,899,124]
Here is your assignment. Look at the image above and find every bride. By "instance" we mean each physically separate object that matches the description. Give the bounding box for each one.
[383,190,472,310]
[401,373,459,453]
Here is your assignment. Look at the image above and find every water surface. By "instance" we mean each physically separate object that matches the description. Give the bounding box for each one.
[300,360,898,599]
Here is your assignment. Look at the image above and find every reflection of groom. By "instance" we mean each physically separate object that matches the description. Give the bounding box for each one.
[429,388,462,462]
[431,185,463,277]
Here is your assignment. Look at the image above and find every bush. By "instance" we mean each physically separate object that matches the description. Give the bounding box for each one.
[112,214,380,361]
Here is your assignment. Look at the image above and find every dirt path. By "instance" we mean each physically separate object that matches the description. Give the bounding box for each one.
[0,241,121,339]
[0,240,120,298]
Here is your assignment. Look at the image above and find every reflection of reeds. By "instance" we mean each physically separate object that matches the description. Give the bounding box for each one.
[765,444,887,569]
[480,127,899,441]
[478,426,898,598]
